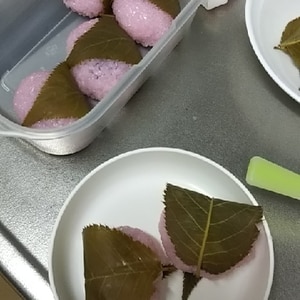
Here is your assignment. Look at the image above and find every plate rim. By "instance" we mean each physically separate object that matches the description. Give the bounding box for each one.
[48,147,274,300]
[245,0,300,104]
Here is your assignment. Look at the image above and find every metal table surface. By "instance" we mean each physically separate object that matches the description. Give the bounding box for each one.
[1,1,300,299]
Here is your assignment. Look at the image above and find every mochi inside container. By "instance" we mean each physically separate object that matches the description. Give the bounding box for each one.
[0,0,224,155]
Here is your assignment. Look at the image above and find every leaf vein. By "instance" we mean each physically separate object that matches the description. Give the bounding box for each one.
[173,193,205,232]
[210,207,249,225]
[206,213,259,245]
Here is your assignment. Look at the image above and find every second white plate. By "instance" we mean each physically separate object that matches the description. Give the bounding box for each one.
[245,0,300,103]
[48,147,274,300]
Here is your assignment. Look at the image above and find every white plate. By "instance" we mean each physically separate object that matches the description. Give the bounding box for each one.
[245,0,300,103]
[48,147,274,300]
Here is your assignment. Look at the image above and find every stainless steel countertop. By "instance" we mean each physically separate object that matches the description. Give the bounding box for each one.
[1,1,300,299]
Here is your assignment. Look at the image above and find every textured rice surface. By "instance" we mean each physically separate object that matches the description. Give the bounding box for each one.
[72,59,132,100]
[112,0,173,47]
[63,0,103,18]
[159,212,197,274]
[13,71,49,123]
[31,118,77,129]
[66,18,99,55]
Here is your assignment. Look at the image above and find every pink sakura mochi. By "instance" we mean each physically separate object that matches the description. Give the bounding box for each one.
[112,0,174,47]
[13,72,76,129]
[71,59,132,101]
[67,19,132,101]
[66,18,98,56]
[117,226,168,300]
[63,0,104,18]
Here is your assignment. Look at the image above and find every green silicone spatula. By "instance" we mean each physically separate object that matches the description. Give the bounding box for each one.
[246,156,300,199]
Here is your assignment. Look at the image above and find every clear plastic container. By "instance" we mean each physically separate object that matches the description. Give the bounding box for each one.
[0,0,203,155]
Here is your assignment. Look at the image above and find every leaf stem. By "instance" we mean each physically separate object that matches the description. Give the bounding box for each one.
[196,199,214,277]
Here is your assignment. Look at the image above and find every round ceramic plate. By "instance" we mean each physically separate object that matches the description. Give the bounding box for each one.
[245,0,300,103]
[48,148,274,300]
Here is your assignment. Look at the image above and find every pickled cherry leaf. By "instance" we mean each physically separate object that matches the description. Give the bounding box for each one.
[163,184,263,278]
[67,15,142,67]
[182,273,202,300]
[83,225,162,300]
[149,0,181,18]
[23,62,90,127]
[275,17,300,68]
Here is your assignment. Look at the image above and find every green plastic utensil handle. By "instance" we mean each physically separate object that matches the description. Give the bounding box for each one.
[246,156,300,200]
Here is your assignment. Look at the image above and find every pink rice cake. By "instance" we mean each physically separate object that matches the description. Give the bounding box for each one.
[67,19,133,101]
[71,59,132,101]
[63,0,104,18]
[112,0,174,47]
[66,18,99,55]
[13,72,76,129]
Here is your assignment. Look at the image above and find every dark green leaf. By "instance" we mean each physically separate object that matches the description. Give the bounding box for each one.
[67,15,142,68]
[23,62,90,127]
[182,272,202,300]
[164,184,263,277]
[275,17,300,68]
[83,224,162,300]
[148,0,181,19]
